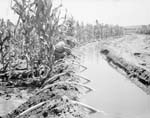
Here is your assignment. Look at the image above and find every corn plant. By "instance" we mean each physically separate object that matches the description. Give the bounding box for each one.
[0,1,101,118]
[11,0,67,71]
[0,19,13,72]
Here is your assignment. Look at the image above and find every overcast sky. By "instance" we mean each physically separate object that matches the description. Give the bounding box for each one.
[0,0,150,26]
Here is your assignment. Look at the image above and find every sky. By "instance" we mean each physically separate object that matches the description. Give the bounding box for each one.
[0,0,150,26]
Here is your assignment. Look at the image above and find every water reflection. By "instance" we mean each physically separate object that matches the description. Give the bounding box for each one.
[78,42,150,118]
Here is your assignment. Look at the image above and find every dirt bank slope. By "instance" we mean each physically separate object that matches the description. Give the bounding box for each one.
[101,34,150,94]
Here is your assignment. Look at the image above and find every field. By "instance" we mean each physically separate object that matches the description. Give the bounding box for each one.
[0,0,149,118]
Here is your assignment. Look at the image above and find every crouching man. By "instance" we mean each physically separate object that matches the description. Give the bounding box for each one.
[54,39,77,61]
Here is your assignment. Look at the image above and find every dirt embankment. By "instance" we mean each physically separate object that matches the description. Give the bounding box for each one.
[100,34,150,95]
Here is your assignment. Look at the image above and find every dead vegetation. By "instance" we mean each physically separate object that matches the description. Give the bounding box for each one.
[0,0,127,117]
[0,0,100,117]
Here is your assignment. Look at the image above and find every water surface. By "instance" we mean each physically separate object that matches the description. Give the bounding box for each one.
[0,42,150,118]
[78,42,150,118]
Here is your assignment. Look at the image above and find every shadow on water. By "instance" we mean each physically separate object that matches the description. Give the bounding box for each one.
[77,42,150,118]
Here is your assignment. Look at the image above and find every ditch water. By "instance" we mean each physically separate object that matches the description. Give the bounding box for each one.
[76,42,150,118]
[0,42,150,118]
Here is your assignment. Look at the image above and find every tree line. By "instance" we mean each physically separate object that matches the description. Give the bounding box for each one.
[136,25,150,34]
